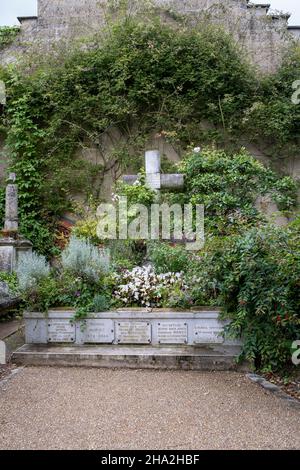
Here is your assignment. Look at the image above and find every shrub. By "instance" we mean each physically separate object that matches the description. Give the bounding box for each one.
[115,177,156,208]
[16,252,50,291]
[73,218,99,245]
[92,294,111,312]
[0,272,18,297]
[61,236,110,283]
[0,26,20,49]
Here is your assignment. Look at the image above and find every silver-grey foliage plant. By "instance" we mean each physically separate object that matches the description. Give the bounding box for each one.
[16,252,50,291]
[61,236,109,282]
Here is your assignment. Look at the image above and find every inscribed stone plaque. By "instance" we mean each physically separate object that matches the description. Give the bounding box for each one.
[116,322,151,344]
[48,320,75,343]
[193,320,224,344]
[157,321,188,344]
[85,320,114,344]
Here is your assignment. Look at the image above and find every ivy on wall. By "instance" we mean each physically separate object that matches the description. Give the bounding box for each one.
[244,43,300,160]
[0,27,20,50]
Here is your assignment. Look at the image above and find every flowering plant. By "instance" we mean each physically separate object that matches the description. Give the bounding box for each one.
[113,266,188,308]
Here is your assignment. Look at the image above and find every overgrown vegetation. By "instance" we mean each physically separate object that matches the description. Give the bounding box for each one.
[244,44,300,159]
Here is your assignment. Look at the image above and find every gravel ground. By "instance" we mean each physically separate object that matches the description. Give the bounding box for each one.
[0,367,299,450]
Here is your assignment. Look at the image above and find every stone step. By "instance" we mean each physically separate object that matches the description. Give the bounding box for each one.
[12,344,243,371]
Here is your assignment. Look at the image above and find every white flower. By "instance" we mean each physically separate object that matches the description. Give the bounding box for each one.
[193,147,201,154]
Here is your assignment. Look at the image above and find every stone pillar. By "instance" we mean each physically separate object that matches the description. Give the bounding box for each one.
[4,173,18,232]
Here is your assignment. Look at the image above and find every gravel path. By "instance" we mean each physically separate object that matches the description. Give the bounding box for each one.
[0,367,299,450]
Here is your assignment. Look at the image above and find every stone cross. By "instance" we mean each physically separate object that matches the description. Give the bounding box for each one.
[4,173,18,232]
[0,340,6,365]
[123,150,184,195]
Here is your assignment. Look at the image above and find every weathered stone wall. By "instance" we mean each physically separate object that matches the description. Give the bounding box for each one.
[0,1,298,71]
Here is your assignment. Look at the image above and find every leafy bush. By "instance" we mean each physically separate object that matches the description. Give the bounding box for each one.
[171,148,297,235]
[113,266,188,308]
[16,252,50,291]
[0,17,256,254]
[0,26,19,49]
[73,218,99,245]
[0,272,18,296]
[109,239,145,271]
[148,242,192,274]
[21,276,59,313]
[244,43,300,158]
[61,236,109,283]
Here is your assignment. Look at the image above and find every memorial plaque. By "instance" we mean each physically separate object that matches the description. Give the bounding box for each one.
[85,320,114,344]
[116,322,151,344]
[48,320,75,343]
[193,320,224,344]
[156,321,188,344]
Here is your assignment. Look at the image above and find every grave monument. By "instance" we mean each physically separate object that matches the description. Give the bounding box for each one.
[0,173,32,273]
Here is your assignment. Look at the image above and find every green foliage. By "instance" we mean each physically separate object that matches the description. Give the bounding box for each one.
[148,242,192,274]
[116,176,156,208]
[243,43,300,158]
[0,26,19,49]
[0,272,18,295]
[109,239,145,271]
[172,148,297,235]
[16,252,50,291]
[92,294,111,312]
[21,275,59,313]
[190,223,300,371]
[73,218,99,245]
[19,239,112,313]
